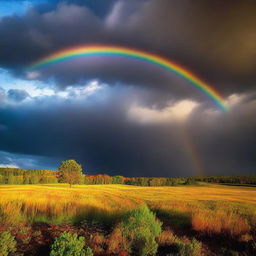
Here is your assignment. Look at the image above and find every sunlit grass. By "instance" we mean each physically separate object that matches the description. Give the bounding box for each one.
[0,183,255,238]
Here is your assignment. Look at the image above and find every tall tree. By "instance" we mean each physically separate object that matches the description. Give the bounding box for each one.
[58,160,83,187]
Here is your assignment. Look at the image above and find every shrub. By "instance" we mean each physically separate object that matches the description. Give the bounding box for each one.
[119,205,162,256]
[157,229,177,246]
[157,229,201,256]
[0,231,17,256]
[84,247,94,256]
[107,227,129,255]
[89,232,106,254]
[50,232,93,256]
[176,238,202,256]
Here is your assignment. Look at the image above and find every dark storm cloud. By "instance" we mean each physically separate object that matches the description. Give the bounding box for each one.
[0,85,255,176]
[185,95,256,175]
[0,0,255,95]
[0,150,59,170]
[110,0,256,92]
[0,2,103,68]
[0,0,256,176]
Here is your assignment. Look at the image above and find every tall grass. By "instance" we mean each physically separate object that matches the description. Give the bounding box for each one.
[191,209,251,237]
[0,185,140,225]
[0,184,255,240]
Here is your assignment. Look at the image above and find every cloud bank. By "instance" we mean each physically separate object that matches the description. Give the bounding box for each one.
[0,0,255,176]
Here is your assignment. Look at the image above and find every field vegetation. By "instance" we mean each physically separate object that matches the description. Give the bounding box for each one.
[0,183,255,255]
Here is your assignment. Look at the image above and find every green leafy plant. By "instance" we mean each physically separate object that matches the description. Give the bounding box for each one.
[50,232,93,256]
[119,205,162,256]
[0,231,17,256]
[58,160,83,187]
[176,238,202,256]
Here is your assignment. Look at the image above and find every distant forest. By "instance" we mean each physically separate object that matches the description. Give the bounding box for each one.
[0,168,255,186]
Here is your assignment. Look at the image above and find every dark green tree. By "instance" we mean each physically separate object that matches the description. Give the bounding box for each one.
[58,160,83,188]
[111,176,123,184]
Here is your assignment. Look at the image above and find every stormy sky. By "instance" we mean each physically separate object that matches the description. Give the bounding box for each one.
[0,0,255,176]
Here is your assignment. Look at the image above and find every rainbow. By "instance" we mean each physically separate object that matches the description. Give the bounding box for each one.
[28,45,228,111]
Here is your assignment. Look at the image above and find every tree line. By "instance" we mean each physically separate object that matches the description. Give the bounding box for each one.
[0,168,58,184]
[195,175,256,185]
[0,165,192,186]
[0,160,255,186]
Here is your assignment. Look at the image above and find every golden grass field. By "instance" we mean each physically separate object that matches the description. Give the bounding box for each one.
[0,183,256,238]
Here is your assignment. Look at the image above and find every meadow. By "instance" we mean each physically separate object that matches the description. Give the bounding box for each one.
[0,183,255,255]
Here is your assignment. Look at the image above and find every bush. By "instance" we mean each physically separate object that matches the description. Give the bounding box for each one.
[107,226,129,255]
[119,205,162,256]
[0,231,17,256]
[157,229,201,256]
[157,229,177,246]
[89,232,106,255]
[50,232,93,256]
[176,238,202,256]
[84,247,94,256]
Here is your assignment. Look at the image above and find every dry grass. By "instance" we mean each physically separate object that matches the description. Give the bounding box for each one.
[191,209,251,236]
[0,183,255,238]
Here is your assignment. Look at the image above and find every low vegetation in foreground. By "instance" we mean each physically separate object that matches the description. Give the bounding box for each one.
[0,160,255,255]
[0,182,255,256]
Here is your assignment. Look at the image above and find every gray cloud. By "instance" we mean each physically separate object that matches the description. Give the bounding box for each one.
[0,1,255,94]
[7,89,30,102]
[0,83,255,176]
[0,0,255,176]
[0,150,59,170]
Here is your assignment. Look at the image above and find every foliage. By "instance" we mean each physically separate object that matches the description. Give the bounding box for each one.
[124,177,185,186]
[157,229,177,246]
[107,226,129,255]
[85,174,112,185]
[84,247,94,256]
[88,232,106,254]
[0,231,17,256]
[195,174,256,185]
[111,175,124,184]
[1,166,255,187]
[157,229,202,256]
[0,175,4,184]
[0,168,58,185]
[184,177,196,185]
[30,173,39,184]
[176,238,202,256]
[58,160,83,187]
[50,232,93,256]
[119,205,162,256]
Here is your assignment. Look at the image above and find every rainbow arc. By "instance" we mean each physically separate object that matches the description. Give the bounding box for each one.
[28,45,228,111]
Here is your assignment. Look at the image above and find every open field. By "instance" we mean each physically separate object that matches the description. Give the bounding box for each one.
[0,183,256,255]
